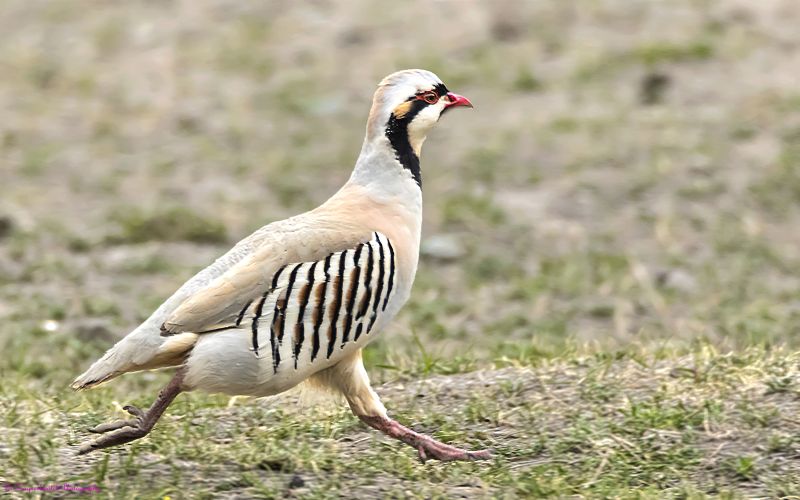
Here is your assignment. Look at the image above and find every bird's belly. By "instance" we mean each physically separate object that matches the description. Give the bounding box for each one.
[183,285,407,397]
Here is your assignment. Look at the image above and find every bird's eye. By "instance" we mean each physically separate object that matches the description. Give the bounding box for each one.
[417,91,439,104]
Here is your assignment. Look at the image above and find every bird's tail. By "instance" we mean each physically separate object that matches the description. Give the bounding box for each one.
[71,329,197,390]
[71,349,128,390]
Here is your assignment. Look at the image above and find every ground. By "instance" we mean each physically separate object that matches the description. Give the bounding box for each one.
[2,0,800,498]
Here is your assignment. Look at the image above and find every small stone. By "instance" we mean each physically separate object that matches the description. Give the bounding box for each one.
[257,459,284,471]
[656,268,697,293]
[42,320,60,332]
[421,234,466,261]
[0,215,13,239]
[640,72,671,105]
[491,18,523,42]
[288,475,305,489]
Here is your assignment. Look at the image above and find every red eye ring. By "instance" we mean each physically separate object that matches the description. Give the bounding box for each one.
[417,91,439,104]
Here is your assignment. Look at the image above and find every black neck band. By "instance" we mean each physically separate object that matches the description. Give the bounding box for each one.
[385,113,421,187]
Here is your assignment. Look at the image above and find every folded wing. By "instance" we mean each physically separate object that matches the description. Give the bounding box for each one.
[163,231,398,374]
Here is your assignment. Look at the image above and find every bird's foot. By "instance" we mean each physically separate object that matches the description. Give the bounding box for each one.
[78,405,151,455]
[358,414,493,463]
[75,369,185,456]
[415,438,493,463]
[87,405,144,434]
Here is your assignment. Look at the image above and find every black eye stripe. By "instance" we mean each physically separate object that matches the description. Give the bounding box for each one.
[405,83,450,102]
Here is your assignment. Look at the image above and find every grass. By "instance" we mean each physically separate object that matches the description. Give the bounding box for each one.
[2,0,800,497]
[3,345,800,497]
[106,207,229,245]
[574,39,717,82]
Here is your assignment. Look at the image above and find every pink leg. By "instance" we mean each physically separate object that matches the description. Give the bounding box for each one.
[358,415,492,463]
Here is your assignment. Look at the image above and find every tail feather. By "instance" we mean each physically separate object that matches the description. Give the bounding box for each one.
[71,350,128,390]
[72,331,198,390]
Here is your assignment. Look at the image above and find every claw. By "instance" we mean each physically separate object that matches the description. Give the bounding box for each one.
[417,445,427,464]
[416,440,492,462]
[123,405,145,418]
[77,442,97,456]
[467,449,493,461]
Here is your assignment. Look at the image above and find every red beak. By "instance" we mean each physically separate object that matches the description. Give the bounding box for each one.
[444,92,473,109]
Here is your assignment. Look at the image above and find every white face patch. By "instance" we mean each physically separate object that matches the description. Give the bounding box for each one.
[370,70,455,159]
[406,97,447,156]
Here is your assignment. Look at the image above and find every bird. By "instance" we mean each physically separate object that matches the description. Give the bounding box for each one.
[72,69,491,462]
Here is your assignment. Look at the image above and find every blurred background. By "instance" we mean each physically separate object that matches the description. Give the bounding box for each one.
[2,0,800,494]
[3,0,800,373]
[0,0,800,498]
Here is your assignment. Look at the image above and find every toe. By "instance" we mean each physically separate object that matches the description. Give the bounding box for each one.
[123,405,145,418]
[76,443,97,455]
[88,419,138,434]
[78,426,149,454]
[467,449,493,461]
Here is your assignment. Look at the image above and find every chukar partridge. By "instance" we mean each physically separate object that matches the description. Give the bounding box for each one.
[73,69,490,462]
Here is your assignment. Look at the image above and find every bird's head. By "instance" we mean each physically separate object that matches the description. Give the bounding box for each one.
[366,69,472,159]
